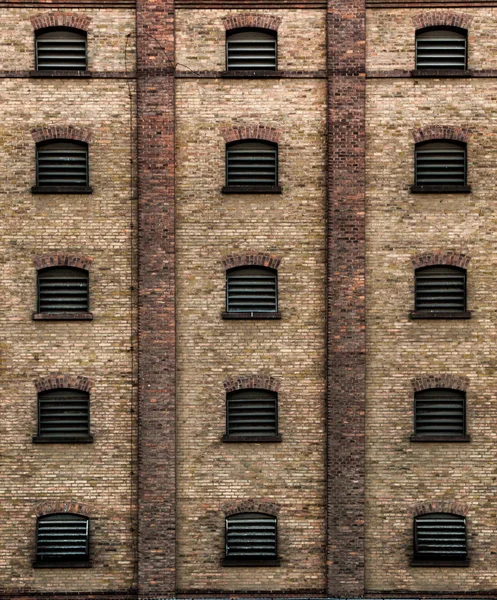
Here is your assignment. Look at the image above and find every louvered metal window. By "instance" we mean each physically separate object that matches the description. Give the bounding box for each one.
[38,389,90,439]
[36,29,87,71]
[415,141,466,186]
[227,389,278,438]
[227,29,277,71]
[226,267,277,313]
[36,514,89,564]
[226,141,278,188]
[36,141,89,188]
[416,28,467,70]
[414,389,465,437]
[38,267,89,314]
[226,513,277,561]
[414,513,467,561]
[415,266,466,313]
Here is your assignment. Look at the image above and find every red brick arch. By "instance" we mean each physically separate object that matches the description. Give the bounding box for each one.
[30,12,92,32]
[34,374,93,394]
[223,374,281,394]
[411,251,471,270]
[222,499,281,517]
[36,500,91,517]
[412,126,470,145]
[412,12,473,32]
[31,126,93,144]
[222,252,281,271]
[412,500,469,517]
[34,253,93,272]
[221,125,281,144]
[223,14,282,33]
[411,374,469,393]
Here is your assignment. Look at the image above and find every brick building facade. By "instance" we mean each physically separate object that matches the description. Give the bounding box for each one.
[1,0,496,598]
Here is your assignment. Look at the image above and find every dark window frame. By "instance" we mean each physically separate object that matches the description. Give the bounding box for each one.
[223,388,281,443]
[411,139,471,194]
[34,265,93,321]
[223,265,280,319]
[225,27,278,76]
[412,513,470,567]
[411,388,469,443]
[222,139,281,194]
[223,512,280,567]
[33,513,91,568]
[34,27,88,76]
[414,26,469,76]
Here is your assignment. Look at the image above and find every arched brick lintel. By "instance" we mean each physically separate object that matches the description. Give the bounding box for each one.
[34,253,93,271]
[221,125,281,144]
[223,13,282,32]
[31,126,93,144]
[36,500,91,517]
[411,251,470,270]
[223,374,281,394]
[412,11,473,32]
[34,374,93,393]
[412,500,469,517]
[222,499,281,517]
[30,12,92,32]
[222,252,281,271]
[411,374,469,393]
[412,126,470,145]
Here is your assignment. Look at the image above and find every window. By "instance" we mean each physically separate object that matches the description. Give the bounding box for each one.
[34,514,90,568]
[35,28,87,71]
[224,389,280,442]
[34,389,92,443]
[226,29,277,72]
[223,140,281,194]
[224,513,279,566]
[33,140,91,194]
[415,28,467,71]
[412,265,469,319]
[37,266,90,316]
[413,513,469,566]
[224,266,279,318]
[412,140,469,193]
[412,388,468,441]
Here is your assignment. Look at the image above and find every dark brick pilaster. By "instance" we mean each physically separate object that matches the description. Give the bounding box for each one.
[136,0,175,596]
[327,0,366,596]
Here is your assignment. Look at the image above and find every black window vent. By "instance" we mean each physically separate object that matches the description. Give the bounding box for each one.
[227,29,277,71]
[226,513,277,561]
[36,141,89,188]
[227,389,278,438]
[36,514,89,564]
[38,267,89,314]
[415,266,466,313]
[415,141,466,186]
[416,28,467,70]
[414,513,467,561]
[226,141,278,188]
[226,266,277,313]
[414,389,465,437]
[36,29,87,71]
[38,389,90,439]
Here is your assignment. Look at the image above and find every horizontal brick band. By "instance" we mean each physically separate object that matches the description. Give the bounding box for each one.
[223,374,281,393]
[34,253,93,271]
[35,500,91,517]
[34,374,93,393]
[31,125,93,143]
[411,251,471,270]
[413,500,470,517]
[412,11,473,30]
[223,13,282,32]
[222,499,281,517]
[221,252,281,270]
[412,125,471,144]
[30,12,92,32]
[411,374,469,393]
[220,125,281,144]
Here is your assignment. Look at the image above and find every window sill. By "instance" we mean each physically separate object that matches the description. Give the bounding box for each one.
[221,70,281,78]
[33,312,93,321]
[222,434,282,443]
[33,435,93,444]
[33,561,91,569]
[410,435,470,443]
[31,186,93,194]
[410,310,472,320]
[410,184,471,194]
[410,559,470,568]
[411,69,472,78]
[222,311,281,320]
[222,185,282,195]
[30,70,91,78]
[222,558,280,567]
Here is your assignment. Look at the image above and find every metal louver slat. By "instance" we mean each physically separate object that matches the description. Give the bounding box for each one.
[38,268,89,314]
[38,390,90,438]
[414,514,467,561]
[36,31,87,71]
[227,31,277,71]
[415,267,466,312]
[414,389,465,437]
[416,29,467,70]
[36,515,89,563]
[226,514,277,560]
[227,268,277,313]
[227,389,278,438]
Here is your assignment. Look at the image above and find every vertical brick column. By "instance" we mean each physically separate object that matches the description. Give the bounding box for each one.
[136,0,175,596]
[327,0,366,596]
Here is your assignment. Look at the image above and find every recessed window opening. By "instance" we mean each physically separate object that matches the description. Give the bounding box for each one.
[226,140,278,188]
[38,266,89,314]
[415,266,466,313]
[414,513,468,562]
[226,266,278,314]
[35,514,89,565]
[226,29,277,71]
[226,389,278,438]
[225,513,277,562]
[414,388,466,437]
[415,140,466,187]
[36,140,89,188]
[38,389,90,439]
[36,28,87,71]
[416,28,467,70]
